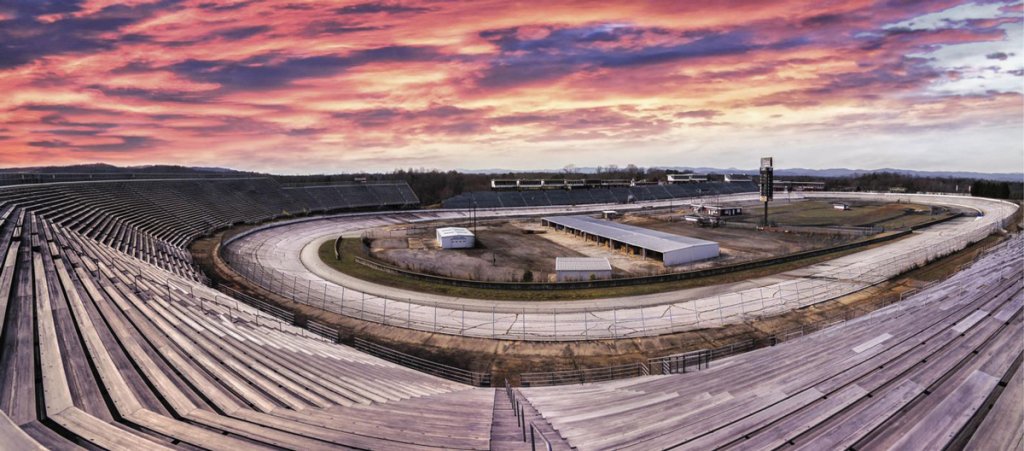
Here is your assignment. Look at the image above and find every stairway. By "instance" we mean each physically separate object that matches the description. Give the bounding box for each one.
[490,389,532,450]
[489,389,574,451]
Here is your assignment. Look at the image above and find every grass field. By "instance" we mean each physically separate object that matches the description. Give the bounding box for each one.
[318,234,904,301]
[730,200,950,228]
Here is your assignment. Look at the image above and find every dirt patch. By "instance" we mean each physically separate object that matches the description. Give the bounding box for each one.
[621,215,856,264]
[370,221,585,282]
[321,235,905,301]
[366,209,883,281]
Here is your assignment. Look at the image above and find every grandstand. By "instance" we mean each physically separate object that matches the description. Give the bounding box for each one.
[0,178,416,279]
[0,175,1020,449]
[515,236,1023,450]
[443,181,756,208]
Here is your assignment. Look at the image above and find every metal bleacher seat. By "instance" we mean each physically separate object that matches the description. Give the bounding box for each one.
[498,192,527,207]
[519,191,551,207]
[588,189,616,204]
[545,189,572,206]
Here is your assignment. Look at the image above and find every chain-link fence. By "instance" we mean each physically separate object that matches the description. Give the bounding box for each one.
[220,193,1018,342]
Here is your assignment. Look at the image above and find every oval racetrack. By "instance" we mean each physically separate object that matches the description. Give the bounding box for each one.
[223,192,1019,341]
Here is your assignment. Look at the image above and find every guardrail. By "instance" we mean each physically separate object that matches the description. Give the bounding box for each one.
[520,361,650,387]
[514,292,910,386]
[221,192,1017,341]
[352,338,491,387]
[218,285,295,323]
[306,319,340,342]
[649,349,712,374]
[352,229,912,291]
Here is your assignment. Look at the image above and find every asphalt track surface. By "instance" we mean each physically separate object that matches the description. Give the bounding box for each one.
[222,192,1018,341]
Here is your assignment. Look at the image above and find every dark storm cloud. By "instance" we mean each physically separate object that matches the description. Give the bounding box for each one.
[86,85,215,103]
[0,0,83,18]
[675,110,721,119]
[334,2,432,15]
[39,113,117,130]
[475,25,806,88]
[800,13,849,27]
[215,25,273,40]
[196,1,258,12]
[0,0,183,69]
[168,46,441,90]
[332,105,482,128]
[29,134,165,153]
[21,104,121,117]
[28,139,73,148]
[301,21,385,36]
[73,135,164,152]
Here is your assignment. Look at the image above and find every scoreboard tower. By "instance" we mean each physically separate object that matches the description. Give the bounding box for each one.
[760,157,773,226]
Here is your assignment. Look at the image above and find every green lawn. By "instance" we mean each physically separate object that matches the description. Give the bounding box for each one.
[733,200,947,228]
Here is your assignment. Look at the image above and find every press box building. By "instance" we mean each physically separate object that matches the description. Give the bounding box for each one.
[436,227,475,249]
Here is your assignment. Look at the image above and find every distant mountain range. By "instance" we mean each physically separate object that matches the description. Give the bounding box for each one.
[0,163,247,174]
[459,167,1024,182]
[1,163,1019,182]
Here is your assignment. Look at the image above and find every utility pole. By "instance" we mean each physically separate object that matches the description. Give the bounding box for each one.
[471,201,477,234]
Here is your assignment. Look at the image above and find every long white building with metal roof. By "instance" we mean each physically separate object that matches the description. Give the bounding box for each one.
[541,215,719,266]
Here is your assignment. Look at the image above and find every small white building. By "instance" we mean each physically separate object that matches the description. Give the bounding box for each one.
[691,204,743,217]
[667,173,708,184]
[833,203,850,211]
[556,257,613,282]
[724,174,752,183]
[436,227,475,249]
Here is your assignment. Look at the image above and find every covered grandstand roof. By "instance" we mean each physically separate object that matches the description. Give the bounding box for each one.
[541,215,716,253]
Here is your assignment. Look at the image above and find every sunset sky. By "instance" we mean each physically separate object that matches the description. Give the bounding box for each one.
[0,0,1021,174]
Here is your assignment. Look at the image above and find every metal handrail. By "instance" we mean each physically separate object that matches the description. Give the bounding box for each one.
[529,422,554,451]
[218,285,294,322]
[353,338,491,386]
[505,382,556,451]
[649,349,711,374]
[520,361,649,386]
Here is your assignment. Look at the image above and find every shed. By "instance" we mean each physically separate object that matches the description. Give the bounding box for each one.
[542,215,719,266]
[555,257,613,282]
[436,227,475,249]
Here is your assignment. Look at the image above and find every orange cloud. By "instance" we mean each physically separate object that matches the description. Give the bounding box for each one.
[0,0,1020,172]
